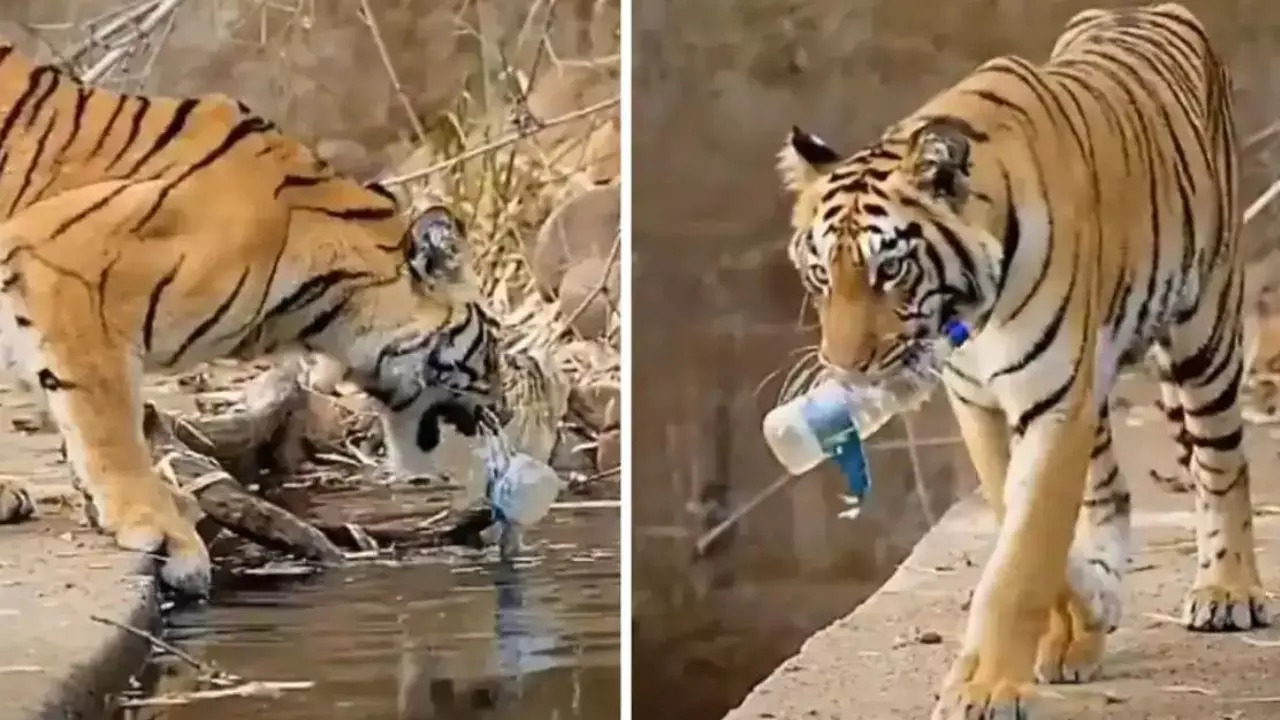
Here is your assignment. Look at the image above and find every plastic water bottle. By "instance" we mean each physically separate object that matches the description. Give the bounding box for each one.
[486,451,561,528]
[761,321,970,504]
[482,433,562,559]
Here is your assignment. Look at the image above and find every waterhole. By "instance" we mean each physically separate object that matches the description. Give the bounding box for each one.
[121,505,619,720]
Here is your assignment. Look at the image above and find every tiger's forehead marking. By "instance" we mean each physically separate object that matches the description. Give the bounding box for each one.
[801,144,908,268]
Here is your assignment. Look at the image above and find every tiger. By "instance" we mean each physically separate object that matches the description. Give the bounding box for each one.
[294,178,571,502]
[0,43,508,598]
[776,4,1263,718]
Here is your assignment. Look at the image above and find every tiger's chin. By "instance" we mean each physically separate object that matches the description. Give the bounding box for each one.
[376,391,506,482]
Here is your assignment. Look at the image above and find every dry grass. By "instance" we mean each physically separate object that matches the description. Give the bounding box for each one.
[377,3,622,407]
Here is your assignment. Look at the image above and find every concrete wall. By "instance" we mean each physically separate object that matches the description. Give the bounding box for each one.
[632,1,1280,717]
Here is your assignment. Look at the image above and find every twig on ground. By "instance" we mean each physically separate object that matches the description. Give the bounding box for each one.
[311,506,495,552]
[380,96,620,186]
[89,613,229,681]
[550,499,620,510]
[1245,120,1280,152]
[117,680,315,708]
[584,466,620,482]
[1244,176,1280,225]
[357,0,428,147]
[1224,695,1280,704]
[1159,685,1217,696]
[1239,635,1280,648]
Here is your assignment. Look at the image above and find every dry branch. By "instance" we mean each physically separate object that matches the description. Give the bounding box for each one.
[358,0,429,146]
[380,95,620,186]
[1245,177,1280,225]
[311,506,495,552]
[79,0,186,84]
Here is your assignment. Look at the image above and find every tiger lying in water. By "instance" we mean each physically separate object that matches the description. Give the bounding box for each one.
[0,44,507,597]
[777,3,1263,718]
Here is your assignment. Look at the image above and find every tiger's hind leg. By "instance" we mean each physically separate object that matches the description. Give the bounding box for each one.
[1157,272,1269,631]
[1036,406,1128,684]
[1149,370,1194,493]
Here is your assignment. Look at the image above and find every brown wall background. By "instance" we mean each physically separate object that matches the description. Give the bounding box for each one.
[632,2,1280,718]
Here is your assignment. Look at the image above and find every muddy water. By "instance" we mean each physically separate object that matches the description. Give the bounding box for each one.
[633,1,1280,719]
[126,508,619,720]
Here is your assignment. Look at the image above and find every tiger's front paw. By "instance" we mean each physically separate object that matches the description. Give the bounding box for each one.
[932,654,1034,720]
[0,479,34,523]
[1183,584,1269,631]
[96,486,212,598]
[1034,591,1105,684]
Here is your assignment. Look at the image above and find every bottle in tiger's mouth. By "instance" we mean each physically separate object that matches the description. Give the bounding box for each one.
[762,319,972,512]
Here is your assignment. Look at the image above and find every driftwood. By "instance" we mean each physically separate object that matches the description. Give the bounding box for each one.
[141,361,497,564]
[143,402,347,565]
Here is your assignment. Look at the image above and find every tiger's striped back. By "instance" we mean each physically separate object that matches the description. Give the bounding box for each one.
[0,46,274,217]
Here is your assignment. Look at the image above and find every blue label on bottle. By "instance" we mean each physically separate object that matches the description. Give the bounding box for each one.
[798,390,856,453]
[832,433,870,498]
[797,385,870,499]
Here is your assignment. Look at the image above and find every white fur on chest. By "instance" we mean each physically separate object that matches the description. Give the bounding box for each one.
[0,291,44,387]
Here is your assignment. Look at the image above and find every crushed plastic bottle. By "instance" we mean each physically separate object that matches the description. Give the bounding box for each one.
[482,432,562,559]
[761,321,970,516]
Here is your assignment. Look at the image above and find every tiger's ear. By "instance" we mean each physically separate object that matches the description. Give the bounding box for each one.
[406,205,467,286]
[907,122,972,206]
[778,126,842,192]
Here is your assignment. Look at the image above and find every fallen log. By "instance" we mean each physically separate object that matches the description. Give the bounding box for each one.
[163,362,366,487]
[140,360,497,561]
[143,402,347,565]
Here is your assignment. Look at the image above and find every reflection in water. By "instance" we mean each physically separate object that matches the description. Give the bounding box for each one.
[129,510,619,720]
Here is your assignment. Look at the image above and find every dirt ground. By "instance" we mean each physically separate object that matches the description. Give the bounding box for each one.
[725,376,1280,720]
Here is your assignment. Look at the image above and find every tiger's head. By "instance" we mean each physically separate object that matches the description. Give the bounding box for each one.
[777,120,1006,382]
[317,198,509,479]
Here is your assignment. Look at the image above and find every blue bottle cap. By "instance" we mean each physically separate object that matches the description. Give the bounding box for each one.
[943,320,970,347]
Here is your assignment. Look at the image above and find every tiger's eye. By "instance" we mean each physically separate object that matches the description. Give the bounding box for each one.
[877,257,904,283]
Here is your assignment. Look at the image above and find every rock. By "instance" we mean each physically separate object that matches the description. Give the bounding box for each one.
[530,184,620,297]
[570,384,621,433]
[595,429,620,474]
[550,426,597,476]
[557,257,619,339]
[523,64,620,184]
